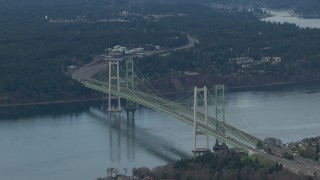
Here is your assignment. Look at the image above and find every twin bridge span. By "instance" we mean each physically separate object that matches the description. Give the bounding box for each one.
[74,58,320,176]
[77,58,260,154]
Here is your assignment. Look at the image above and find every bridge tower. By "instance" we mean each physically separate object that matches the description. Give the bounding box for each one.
[212,84,226,148]
[192,86,210,155]
[108,60,122,113]
[215,84,225,132]
[125,59,136,120]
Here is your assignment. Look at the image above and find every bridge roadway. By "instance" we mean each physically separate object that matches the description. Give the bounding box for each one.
[122,86,260,147]
[71,58,260,148]
[81,79,254,153]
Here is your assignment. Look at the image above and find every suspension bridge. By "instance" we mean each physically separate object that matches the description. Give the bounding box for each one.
[72,47,320,175]
[73,58,260,154]
[72,57,320,176]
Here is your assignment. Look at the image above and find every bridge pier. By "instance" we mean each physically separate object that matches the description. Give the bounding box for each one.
[107,108,122,113]
[213,139,228,152]
[192,148,211,156]
[107,107,122,117]
[125,108,135,121]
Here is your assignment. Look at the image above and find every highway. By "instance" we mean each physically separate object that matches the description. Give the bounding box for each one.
[262,145,320,176]
[256,149,320,176]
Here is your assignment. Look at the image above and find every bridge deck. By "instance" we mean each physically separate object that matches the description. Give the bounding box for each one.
[82,79,256,153]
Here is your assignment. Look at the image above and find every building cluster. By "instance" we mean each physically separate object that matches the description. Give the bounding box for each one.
[184,71,200,76]
[97,175,153,180]
[48,10,188,25]
[97,18,129,23]
[229,56,282,68]
[47,18,88,23]
[107,45,144,56]
[49,16,88,23]
[119,10,188,22]
[229,57,254,68]
[48,15,129,24]
[286,136,320,161]
[258,57,282,65]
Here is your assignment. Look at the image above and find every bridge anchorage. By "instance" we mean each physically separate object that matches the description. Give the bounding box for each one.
[81,58,260,155]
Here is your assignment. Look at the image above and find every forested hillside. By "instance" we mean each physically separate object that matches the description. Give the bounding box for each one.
[0,0,186,103]
[1,0,320,103]
[134,3,320,92]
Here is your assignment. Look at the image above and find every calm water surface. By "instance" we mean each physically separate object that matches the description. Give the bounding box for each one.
[261,9,320,28]
[1,83,320,180]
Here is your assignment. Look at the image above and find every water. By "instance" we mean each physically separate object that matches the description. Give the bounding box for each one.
[0,102,200,180]
[225,84,320,143]
[0,83,320,179]
[261,9,320,29]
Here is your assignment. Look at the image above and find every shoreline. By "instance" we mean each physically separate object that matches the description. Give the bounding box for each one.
[0,97,104,108]
[1,79,320,107]
[228,79,320,91]
[162,79,320,95]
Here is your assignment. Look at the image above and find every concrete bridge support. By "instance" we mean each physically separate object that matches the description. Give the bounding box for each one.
[125,109,135,121]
